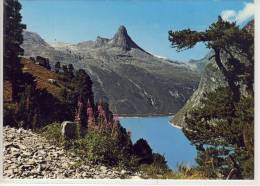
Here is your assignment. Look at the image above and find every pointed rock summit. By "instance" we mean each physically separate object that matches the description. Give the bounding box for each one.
[116,25,128,36]
[110,25,142,51]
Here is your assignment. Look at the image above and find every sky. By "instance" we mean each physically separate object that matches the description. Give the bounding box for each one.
[20,0,254,62]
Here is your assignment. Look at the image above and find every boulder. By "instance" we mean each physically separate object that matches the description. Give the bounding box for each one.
[47,79,57,84]
[61,121,77,139]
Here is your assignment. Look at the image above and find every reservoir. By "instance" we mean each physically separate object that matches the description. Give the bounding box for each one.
[120,116,197,170]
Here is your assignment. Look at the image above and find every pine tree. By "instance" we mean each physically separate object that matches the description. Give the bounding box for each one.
[168,16,254,102]
[68,63,74,79]
[72,69,94,106]
[4,0,26,102]
[62,65,69,77]
[46,60,51,70]
[183,88,254,179]
[169,18,254,179]
[55,62,61,73]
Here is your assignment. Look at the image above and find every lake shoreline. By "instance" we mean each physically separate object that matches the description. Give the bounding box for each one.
[168,121,183,129]
[168,115,183,129]
[118,114,183,129]
[116,113,175,117]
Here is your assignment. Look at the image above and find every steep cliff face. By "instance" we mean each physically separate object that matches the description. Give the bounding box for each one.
[172,59,227,127]
[22,26,200,116]
[171,20,254,127]
[172,49,252,127]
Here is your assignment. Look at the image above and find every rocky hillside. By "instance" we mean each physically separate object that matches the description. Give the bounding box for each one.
[171,20,254,127]
[3,126,141,179]
[22,26,200,116]
[172,59,226,127]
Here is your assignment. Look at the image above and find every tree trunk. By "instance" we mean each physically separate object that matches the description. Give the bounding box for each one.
[214,48,240,103]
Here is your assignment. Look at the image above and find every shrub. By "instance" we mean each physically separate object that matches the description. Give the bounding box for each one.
[39,122,64,146]
[138,153,169,179]
[83,131,119,165]
[133,138,153,165]
[152,153,168,170]
[139,164,170,179]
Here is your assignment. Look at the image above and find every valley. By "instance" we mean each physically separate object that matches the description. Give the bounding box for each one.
[22,26,200,116]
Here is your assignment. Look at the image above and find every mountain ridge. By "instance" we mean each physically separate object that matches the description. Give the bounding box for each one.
[22,26,200,115]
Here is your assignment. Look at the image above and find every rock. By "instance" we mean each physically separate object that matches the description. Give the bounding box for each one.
[38,150,46,156]
[27,159,36,165]
[22,151,32,156]
[36,164,41,173]
[61,162,69,169]
[11,151,20,158]
[61,121,77,139]
[8,165,17,169]
[131,175,142,179]
[5,169,14,175]
[4,164,10,170]
[121,169,126,174]
[18,144,27,150]
[5,143,20,150]
[100,166,107,172]
[13,168,18,174]
[47,79,57,84]
[81,172,88,178]
[40,163,48,171]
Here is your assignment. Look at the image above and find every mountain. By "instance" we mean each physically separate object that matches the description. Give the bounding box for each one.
[22,26,200,116]
[187,50,213,74]
[172,20,254,127]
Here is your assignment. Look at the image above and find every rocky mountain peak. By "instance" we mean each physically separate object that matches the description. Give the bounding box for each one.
[117,25,128,36]
[110,25,141,51]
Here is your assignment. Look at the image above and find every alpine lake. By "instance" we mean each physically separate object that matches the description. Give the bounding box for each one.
[120,116,197,170]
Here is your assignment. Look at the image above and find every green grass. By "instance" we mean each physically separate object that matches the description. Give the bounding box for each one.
[38,122,65,146]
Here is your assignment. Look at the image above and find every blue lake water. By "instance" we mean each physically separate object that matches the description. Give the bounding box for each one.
[119,116,197,170]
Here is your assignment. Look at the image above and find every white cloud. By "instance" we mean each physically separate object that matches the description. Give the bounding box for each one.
[221,2,254,24]
[221,10,236,21]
